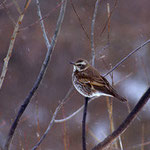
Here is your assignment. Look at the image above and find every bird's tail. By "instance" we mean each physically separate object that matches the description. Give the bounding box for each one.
[112,90,127,102]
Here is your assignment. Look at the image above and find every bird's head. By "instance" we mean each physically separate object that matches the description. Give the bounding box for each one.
[70,59,90,72]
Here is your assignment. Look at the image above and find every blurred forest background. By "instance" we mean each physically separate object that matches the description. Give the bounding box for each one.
[0,0,150,150]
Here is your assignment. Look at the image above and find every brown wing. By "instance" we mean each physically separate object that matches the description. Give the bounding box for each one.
[78,66,127,102]
[77,66,113,96]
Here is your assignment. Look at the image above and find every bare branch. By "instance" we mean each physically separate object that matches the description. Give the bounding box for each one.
[99,0,118,38]
[12,0,22,14]
[3,0,67,149]
[91,0,100,66]
[0,0,31,90]
[36,0,51,49]
[70,0,90,41]
[32,86,72,150]
[54,98,95,123]
[104,39,150,77]
[92,87,150,150]
[1,2,16,25]
[20,1,63,31]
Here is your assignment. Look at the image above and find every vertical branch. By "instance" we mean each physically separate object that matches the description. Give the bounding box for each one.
[91,0,100,66]
[107,3,110,44]
[106,3,120,149]
[62,106,69,150]
[106,97,117,149]
[141,123,145,150]
[99,0,118,38]
[104,39,150,77]
[82,1,101,148]
[82,97,89,150]
[35,101,41,150]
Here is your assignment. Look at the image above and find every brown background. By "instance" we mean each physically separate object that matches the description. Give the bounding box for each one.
[0,0,150,149]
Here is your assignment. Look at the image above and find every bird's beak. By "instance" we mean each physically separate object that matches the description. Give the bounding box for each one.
[70,61,76,65]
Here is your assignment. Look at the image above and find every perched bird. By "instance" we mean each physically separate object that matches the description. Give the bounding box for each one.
[70,58,127,102]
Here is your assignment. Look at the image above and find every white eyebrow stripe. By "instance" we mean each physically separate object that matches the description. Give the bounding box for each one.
[76,61,86,65]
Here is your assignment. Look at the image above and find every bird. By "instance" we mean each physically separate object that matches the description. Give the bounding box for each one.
[70,58,127,102]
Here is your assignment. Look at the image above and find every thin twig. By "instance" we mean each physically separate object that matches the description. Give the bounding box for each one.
[106,3,120,148]
[118,136,124,150]
[20,1,63,31]
[1,2,16,25]
[104,39,150,77]
[0,0,31,90]
[36,0,51,49]
[54,98,95,123]
[107,3,110,44]
[82,97,89,150]
[12,0,22,14]
[130,140,150,149]
[32,86,72,150]
[70,0,90,41]
[3,0,67,149]
[35,101,41,150]
[92,87,150,150]
[99,0,118,39]
[140,56,150,85]
[141,123,145,150]
[91,0,100,66]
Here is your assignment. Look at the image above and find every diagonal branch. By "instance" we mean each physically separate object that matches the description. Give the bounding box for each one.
[3,0,67,149]
[0,0,31,90]
[36,0,51,49]
[92,87,150,150]
[104,39,150,77]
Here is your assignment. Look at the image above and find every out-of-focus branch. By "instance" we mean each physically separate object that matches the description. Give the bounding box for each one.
[36,0,51,49]
[104,39,150,77]
[20,1,63,31]
[92,87,150,150]
[32,86,71,150]
[12,0,22,14]
[3,0,67,149]
[99,0,118,38]
[70,0,90,41]
[91,0,100,66]
[0,0,31,90]
[54,98,95,123]
[1,2,16,25]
